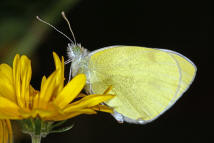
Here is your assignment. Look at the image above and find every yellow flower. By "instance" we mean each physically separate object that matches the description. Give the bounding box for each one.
[0,52,114,121]
[0,120,12,143]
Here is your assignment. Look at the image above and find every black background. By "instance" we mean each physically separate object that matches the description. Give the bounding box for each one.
[6,0,214,143]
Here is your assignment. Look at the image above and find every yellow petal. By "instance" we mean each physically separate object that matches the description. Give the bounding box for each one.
[45,109,97,121]
[54,74,86,109]
[0,64,13,83]
[12,54,23,107]
[0,96,21,119]
[0,120,3,143]
[0,120,12,143]
[40,76,47,90]
[53,52,64,92]
[53,52,62,70]
[91,105,113,113]
[21,101,60,119]
[5,120,13,143]
[12,55,32,109]
[39,71,58,108]
[32,93,40,109]
[20,108,55,119]
[103,85,113,94]
[20,55,32,109]
[29,85,38,109]
[63,94,115,113]
[0,64,16,102]
[12,54,20,81]
[76,93,87,98]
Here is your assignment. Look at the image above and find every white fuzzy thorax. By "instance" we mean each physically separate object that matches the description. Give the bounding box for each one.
[67,43,89,79]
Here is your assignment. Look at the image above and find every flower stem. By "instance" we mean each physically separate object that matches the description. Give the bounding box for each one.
[31,135,42,143]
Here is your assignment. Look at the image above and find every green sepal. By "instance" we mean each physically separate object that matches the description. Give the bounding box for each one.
[50,124,74,134]
[34,118,42,135]
[50,120,68,129]
[19,118,74,138]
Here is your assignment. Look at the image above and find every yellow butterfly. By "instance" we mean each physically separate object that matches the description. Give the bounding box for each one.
[37,12,197,124]
[67,44,196,124]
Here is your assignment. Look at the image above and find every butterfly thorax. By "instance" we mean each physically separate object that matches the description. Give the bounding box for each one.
[67,43,89,77]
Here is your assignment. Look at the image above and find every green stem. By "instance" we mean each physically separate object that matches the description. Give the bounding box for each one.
[31,134,42,143]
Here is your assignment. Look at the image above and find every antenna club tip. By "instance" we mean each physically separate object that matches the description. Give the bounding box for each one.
[61,11,65,15]
[36,16,39,19]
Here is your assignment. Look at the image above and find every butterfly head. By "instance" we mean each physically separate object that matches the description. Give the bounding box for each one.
[67,43,89,78]
[67,43,88,62]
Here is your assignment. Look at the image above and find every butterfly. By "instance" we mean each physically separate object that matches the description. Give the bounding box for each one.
[37,12,197,124]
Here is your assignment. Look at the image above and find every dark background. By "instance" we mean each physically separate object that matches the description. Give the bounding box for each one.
[1,0,213,143]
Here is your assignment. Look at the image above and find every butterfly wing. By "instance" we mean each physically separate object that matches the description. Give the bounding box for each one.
[85,46,196,124]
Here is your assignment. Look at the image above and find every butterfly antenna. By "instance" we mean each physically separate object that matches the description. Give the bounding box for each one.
[61,11,77,44]
[36,16,74,44]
